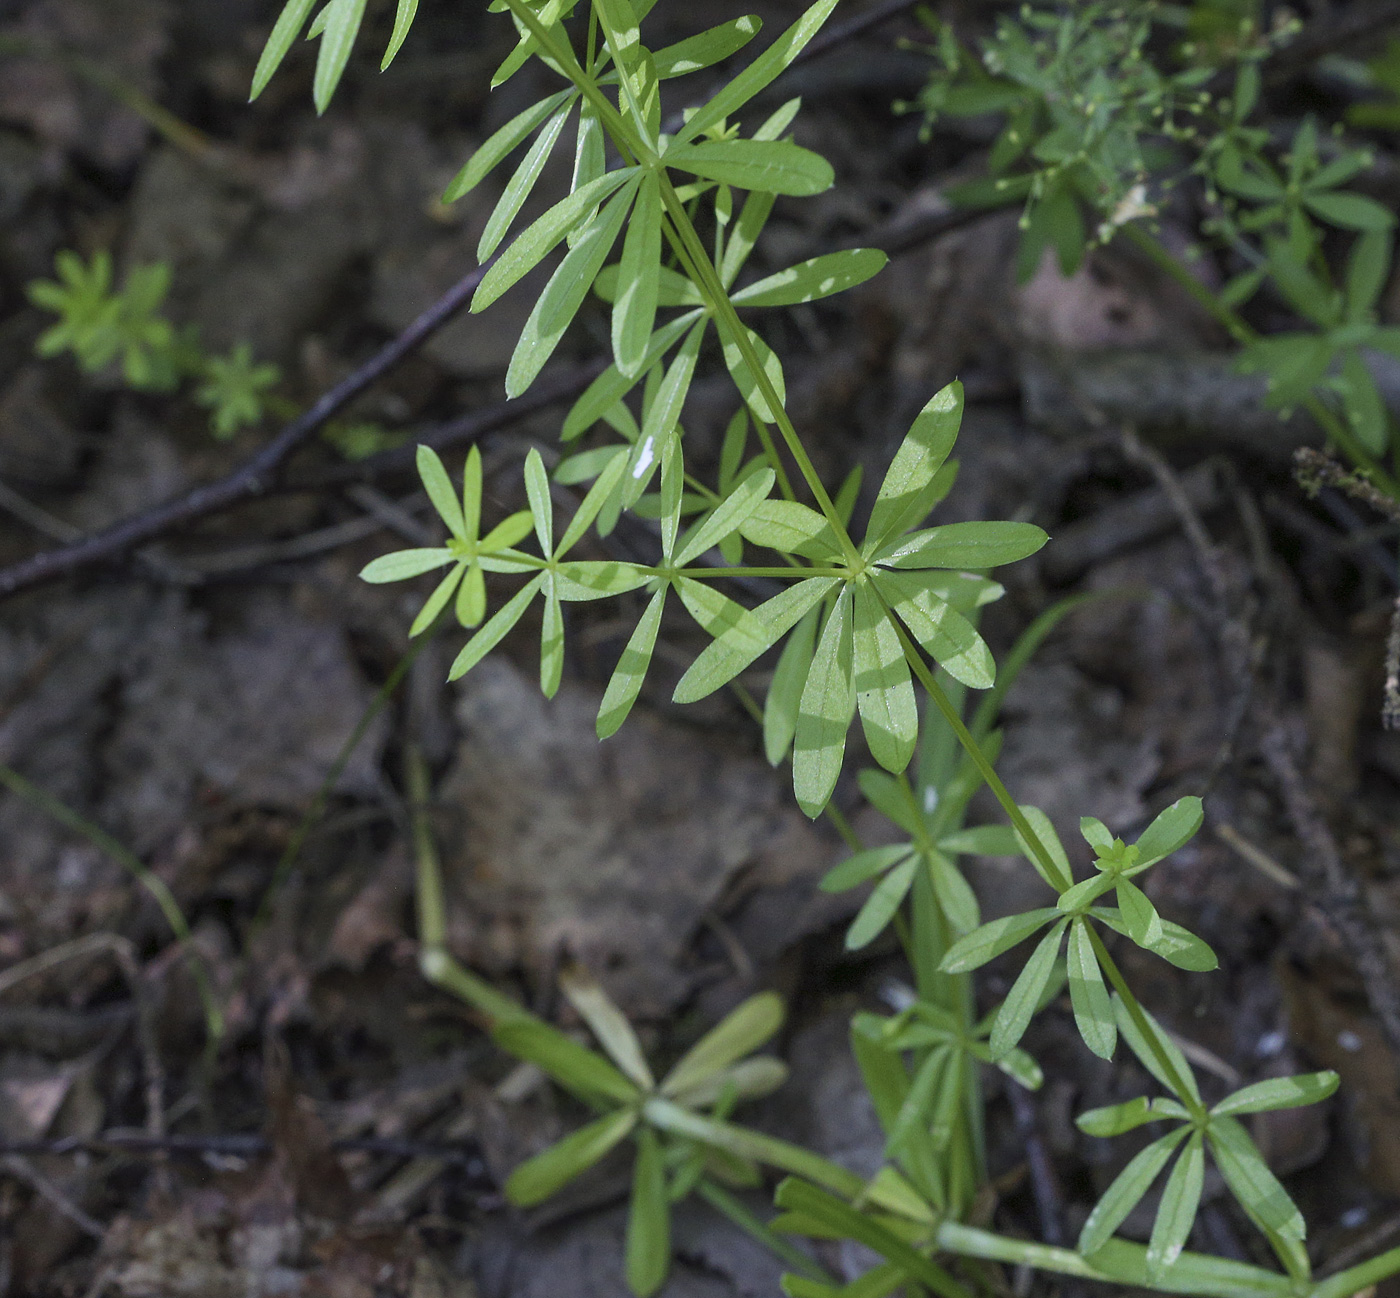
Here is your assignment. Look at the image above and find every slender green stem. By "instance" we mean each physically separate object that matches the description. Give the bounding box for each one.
[1312,1246,1400,1298]
[697,1179,833,1283]
[1084,925,1205,1121]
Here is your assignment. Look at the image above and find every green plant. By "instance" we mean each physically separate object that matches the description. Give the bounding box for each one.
[250,2,1400,1296]
[27,250,282,439]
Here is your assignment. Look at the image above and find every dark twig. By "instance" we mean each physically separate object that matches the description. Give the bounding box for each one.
[1260,724,1400,1058]
[0,262,491,600]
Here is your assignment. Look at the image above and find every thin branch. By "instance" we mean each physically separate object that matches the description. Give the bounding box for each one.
[0,261,492,600]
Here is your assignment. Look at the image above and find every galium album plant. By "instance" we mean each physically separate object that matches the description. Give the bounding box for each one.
[236,0,1400,1295]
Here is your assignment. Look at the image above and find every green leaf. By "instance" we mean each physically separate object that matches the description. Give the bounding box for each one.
[877,521,1048,571]
[359,547,454,583]
[717,317,787,423]
[523,447,553,553]
[507,178,641,397]
[989,919,1068,1058]
[381,0,419,68]
[593,0,643,84]
[506,1107,638,1207]
[1147,1132,1204,1278]
[412,563,466,636]
[845,855,918,950]
[663,992,784,1098]
[1341,348,1389,454]
[675,1055,786,1107]
[939,908,1060,974]
[926,848,981,934]
[558,450,630,554]
[562,311,701,440]
[675,579,772,670]
[937,825,1020,856]
[720,191,776,288]
[627,1129,671,1296]
[250,0,319,100]
[1067,919,1116,1060]
[494,1018,641,1104]
[820,844,913,893]
[448,575,544,679]
[1212,1071,1339,1117]
[482,510,535,553]
[1302,191,1396,231]
[666,139,833,197]
[1116,878,1163,949]
[875,571,994,690]
[674,469,775,567]
[312,0,369,114]
[614,172,662,378]
[763,602,821,764]
[652,15,761,79]
[1013,805,1074,893]
[1080,1127,1190,1257]
[1207,1117,1306,1240]
[1346,229,1393,319]
[539,581,564,697]
[417,444,466,540]
[473,168,638,313]
[739,500,841,560]
[1058,875,1117,913]
[453,561,486,629]
[675,0,840,146]
[793,589,855,818]
[1114,996,1201,1105]
[628,319,707,499]
[852,582,917,774]
[597,587,666,739]
[1077,1096,1164,1138]
[1140,919,1219,973]
[560,965,654,1090]
[730,248,887,308]
[444,90,574,203]
[886,1046,948,1156]
[864,382,963,552]
[674,576,834,705]
[1134,797,1204,868]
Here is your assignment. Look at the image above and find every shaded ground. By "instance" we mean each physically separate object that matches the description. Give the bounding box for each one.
[1,1,1400,1294]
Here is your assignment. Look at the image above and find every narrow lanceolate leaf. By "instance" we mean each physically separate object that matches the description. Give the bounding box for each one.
[1076,1096,1160,1138]
[418,444,465,539]
[731,248,888,309]
[411,563,465,636]
[674,469,775,567]
[674,576,834,705]
[675,579,771,664]
[877,520,1049,571]
[864,382,962,552]
[1067,920,1116,1060]
[1059,875,1117,913]
[876,571,994,690]
[1211,1071,1339,1117]
[652,16,761,80]
[762,602,821,764]
[558,450,629,554]
[1147,1132,1204,1278]
[523,448,553,553]
[853,582,917,775]
[739,500,841,561]
[359,547,454,583]
[1133,796,1204,868]
[597,587,666,739]
[659,431,684,560]
[1207,1116,1306,1240]
[462,444,484,543]
[626,1130,670,1297]
[665,139,834,196]
[1078,1127,1189,1256]
[675,0,840,145]
[717,317,786,424]
[593,0,643,78]
[539,581,564,698]
[887,1046,948,1156]
[793,589,854,818]
[481,100,574,257]
[613,172,661,378]
[939,908,1061,974]
[662,992,784,1097]
[1013,805,1074,893]
[506,1108,638,1207]
[554,561,650,601]
[819,844,912,893]
[1113,996,1201,1105]
[561,311,700,440]
[1116,878,1163,949]
[448,575,543,680]
[473,169,638,313]
[380,0,419,68]
[494,1018,640,1105]
[507,178,640,398]
[627,318,707,501]
[444,91,574,202]
[927,848,980,935]
[312,0,369,114]
[989,919,1068,1058]
[846,855,918,949]
[455,561,486,628]
[937,825,1020,856]
[560,966,654,1090]
[250,0,319,100]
